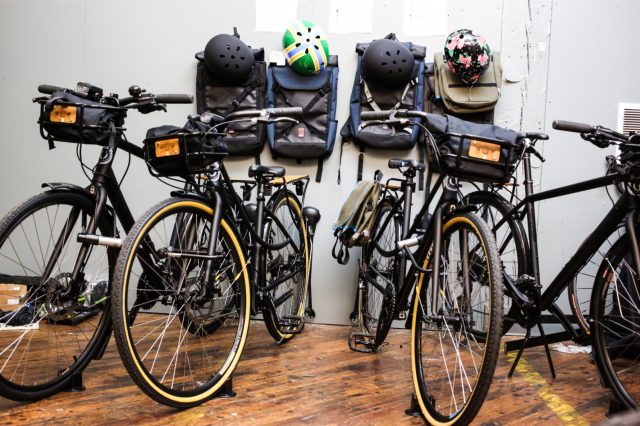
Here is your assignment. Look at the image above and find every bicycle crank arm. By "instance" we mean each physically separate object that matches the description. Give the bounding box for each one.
[77,233,122,248]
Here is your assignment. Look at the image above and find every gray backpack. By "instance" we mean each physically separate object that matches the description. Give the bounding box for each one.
[332,179,382,264]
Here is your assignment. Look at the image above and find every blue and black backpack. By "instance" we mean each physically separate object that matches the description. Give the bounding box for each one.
[340,33,426,185]
[265,56,339,182]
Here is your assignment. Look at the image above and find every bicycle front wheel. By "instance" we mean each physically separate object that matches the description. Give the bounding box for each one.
[591,234,640,409]
[465,190,528,336]
[112,198,251,408]
[262,190,309,344]
[411,213,503,425]
[0,191,113,401]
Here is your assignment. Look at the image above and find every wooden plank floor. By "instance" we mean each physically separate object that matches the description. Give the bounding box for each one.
[0,323,613,425]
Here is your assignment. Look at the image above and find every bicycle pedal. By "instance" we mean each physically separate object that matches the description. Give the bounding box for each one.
[278,315,304,334]
[348,331,374,353]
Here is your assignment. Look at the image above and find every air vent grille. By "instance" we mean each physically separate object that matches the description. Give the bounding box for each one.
[618,103,640,135]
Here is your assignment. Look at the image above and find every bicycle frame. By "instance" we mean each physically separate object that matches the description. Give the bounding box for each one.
[193,161,307,316]
[365,169,464,322]
[45,137,145,298]
[492,144,640,340]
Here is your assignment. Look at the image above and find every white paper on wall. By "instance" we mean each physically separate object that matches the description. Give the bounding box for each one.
[403,0,448,37]
[255,0,298,32]
[328,0,373,34]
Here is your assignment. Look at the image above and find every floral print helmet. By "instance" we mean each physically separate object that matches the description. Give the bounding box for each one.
[444,29,491,86]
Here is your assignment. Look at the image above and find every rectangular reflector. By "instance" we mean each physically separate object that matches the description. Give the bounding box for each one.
[155,138,180,158]
[469,140,501,162]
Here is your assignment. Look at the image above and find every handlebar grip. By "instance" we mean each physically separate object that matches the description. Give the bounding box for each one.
[265,107,303,118]
[154,94,193,104]
[361,110,394,120]
[388,159,406,169]
[38,84,66,94]
[552,120,594,134]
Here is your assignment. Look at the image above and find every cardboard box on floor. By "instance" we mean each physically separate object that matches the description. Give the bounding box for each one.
[0,283,28,311]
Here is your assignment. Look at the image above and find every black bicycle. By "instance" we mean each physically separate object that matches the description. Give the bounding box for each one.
[348,109,505,424]
[111,107,320,408]
[465,120,640,410]
[0,83,192,401]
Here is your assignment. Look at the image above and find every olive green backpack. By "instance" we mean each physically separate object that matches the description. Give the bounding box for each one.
[332,179,382,265]
[431,52,503,116]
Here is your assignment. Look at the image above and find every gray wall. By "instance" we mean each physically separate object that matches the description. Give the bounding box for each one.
[0,0,637,324]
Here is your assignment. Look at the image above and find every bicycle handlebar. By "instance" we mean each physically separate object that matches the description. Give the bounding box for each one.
[154,94,193,104]
[552,120,594,134]
[38,84,67,95]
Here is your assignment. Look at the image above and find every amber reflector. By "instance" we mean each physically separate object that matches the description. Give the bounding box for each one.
[50,105,77,124]
[155,138,180,157]
[469,140,501,162]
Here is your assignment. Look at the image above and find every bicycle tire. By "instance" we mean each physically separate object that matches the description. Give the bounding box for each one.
[262,190,309,344]
[112,197,251,408]
[0,191,114,401]
[411,212,503,425]
[360,197,400,350]
[590,234,640,409]
[568,225,625,335]
[465,191,528,335]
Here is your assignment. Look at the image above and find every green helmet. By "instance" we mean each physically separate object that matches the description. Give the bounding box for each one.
[283,20,329,76]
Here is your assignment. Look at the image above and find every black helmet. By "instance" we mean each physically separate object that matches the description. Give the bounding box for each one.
[362,39,414,88]
[204,34,255,84]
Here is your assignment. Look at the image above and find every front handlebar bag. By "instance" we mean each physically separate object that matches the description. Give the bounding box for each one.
[425,113,521,184]
[38,92,125,145]
[143,119,227,177]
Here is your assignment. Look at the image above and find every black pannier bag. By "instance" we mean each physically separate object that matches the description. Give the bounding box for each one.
[195,47,266,160]
[143,118,227,177]
[424,113,522,184]
[265,56,339,182]
[38,91,125,146]
[340,33,426,183]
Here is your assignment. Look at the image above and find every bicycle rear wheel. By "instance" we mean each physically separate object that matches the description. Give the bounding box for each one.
[360,197,400,350]
[591,234,640,409]
[112,198,250,408]
[0,191,113,401]
[411,213,503,424]
[262,190,309,344]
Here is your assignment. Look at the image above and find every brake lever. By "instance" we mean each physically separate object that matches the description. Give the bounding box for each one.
[528,145,546,162]
[271,117,298,124]
[358,118,407,131]
[255,116,298,124]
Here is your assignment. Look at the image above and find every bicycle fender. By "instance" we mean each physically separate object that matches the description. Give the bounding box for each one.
[42,182,90,195]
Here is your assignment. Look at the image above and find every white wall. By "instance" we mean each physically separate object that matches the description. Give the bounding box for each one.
[0,0,637,325]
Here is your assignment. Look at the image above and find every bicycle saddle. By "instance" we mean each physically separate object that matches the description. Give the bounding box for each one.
[248,164,285,179]
[388,159,425,172]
